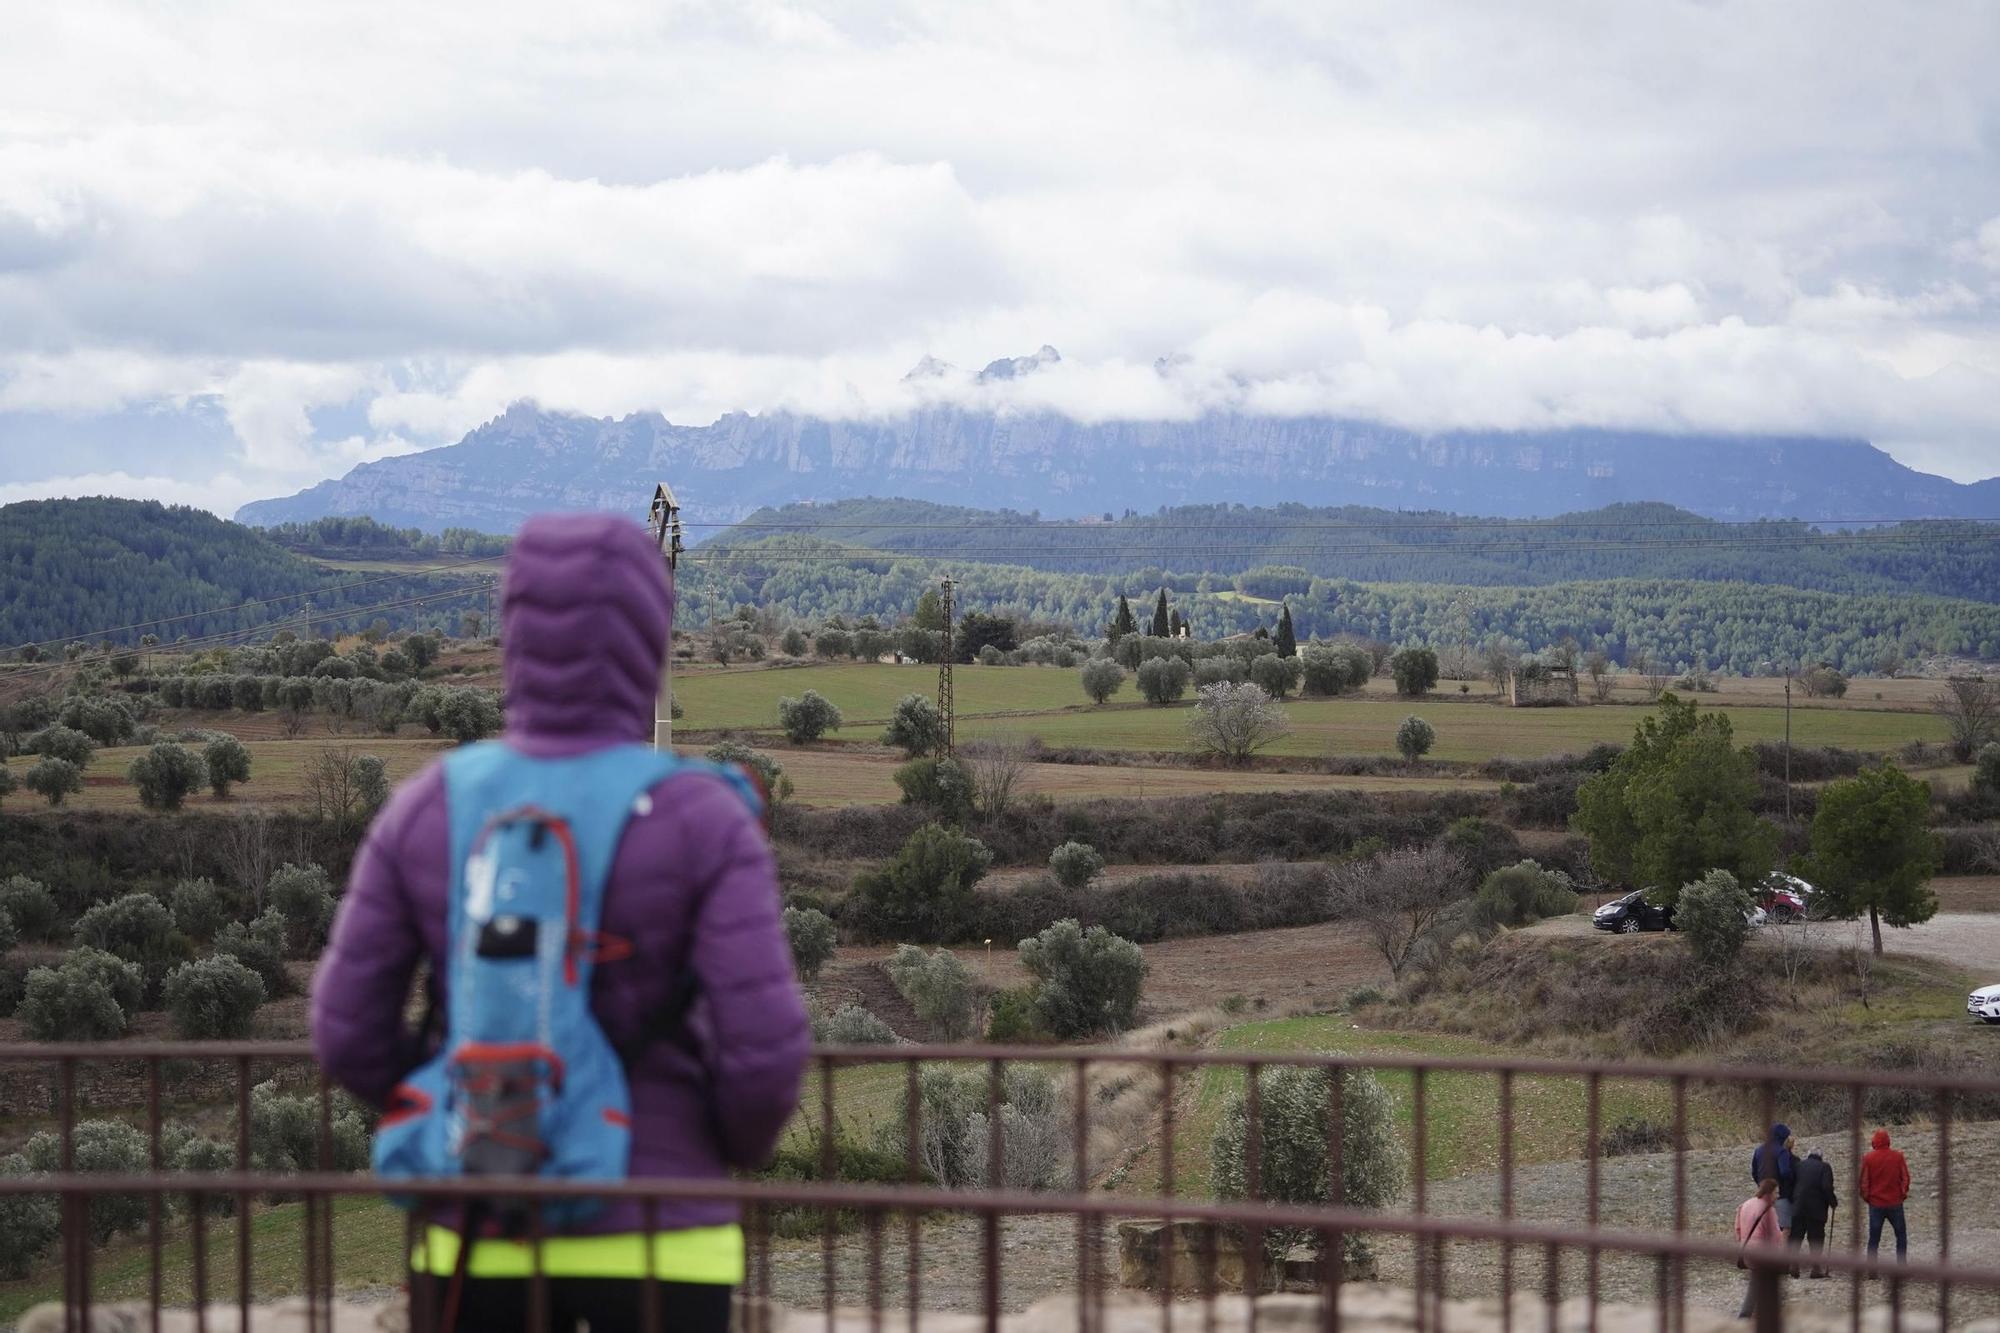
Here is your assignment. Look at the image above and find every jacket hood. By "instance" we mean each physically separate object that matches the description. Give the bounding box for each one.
[1771,1123,1791,1142]
[500,513,671,744]
[1872,1130,1892,1150]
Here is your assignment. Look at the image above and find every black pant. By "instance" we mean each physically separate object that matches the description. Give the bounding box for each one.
[416,1275,733,1333]
[1789,1214,1828,1269]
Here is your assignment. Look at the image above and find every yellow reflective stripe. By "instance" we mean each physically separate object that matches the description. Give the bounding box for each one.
[412,1224,743,1283]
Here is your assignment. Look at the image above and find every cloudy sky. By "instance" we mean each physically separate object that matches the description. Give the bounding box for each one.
[3,0,1999,516]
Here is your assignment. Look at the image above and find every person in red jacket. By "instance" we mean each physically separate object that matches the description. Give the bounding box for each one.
[1859,1129,1911,1267]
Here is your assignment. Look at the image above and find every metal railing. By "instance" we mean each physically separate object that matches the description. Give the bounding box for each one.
[3,1040,1997,1332]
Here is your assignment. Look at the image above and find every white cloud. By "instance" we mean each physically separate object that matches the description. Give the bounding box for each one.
[0,0,1997,491]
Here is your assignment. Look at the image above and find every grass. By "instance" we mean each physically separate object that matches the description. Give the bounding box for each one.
[674,663,1949,761]
[1149,1017,1739,1199]
[0,1194,408,1325]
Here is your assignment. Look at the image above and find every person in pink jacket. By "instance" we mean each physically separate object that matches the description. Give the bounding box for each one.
[1735,1177,1786,1320]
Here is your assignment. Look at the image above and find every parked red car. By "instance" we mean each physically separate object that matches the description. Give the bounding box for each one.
[1758,872,1814,922]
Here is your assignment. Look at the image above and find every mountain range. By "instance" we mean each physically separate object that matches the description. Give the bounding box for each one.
[235,374,2000,534]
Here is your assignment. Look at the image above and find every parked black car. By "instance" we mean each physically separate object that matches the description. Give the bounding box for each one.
[1592,889,1674,933]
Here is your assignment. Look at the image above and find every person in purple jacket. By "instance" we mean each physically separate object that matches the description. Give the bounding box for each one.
[312,511,811,1333]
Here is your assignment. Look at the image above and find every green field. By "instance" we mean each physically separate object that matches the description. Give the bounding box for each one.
[675,664,1947,761]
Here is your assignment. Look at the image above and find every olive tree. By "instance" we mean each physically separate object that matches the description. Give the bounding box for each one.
[269,863,336,954]
[1080,659,1126,705]
[886,945,979,1039]
[1018,919,1145,1037]
[203,735,252,799]
[1394,715,1436,762]
[129,742,209,812]
[1135,656,1192,706]
[23,758,81,807]
[1389,646,1440,697]
[777,690,843,744]
[162,956,267,1039]
[783,906,838,984]
[1676,870,1754,971]
[1048,841,1104,890]
[882,694,945,758]
[1210,1062,1406,1268]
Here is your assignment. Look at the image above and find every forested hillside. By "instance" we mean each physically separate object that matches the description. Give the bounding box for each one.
[718,499,2000,603]
[679,535,2000,672]
[0,498,489,649]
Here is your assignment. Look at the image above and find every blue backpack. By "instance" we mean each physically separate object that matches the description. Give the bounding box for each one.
[372,741,760,1231]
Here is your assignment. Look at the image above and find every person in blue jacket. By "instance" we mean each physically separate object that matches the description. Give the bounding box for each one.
[1751,1124,1800,1244]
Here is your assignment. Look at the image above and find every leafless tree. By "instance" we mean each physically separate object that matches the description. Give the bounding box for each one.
[1187,682,1290,764]
[1633,648,1673,700]
[216,807,277,913]
[1584,650,1615,703]
[964,735,1032,819]
[1932,677,2000,760]
[1481,640,1517,696]
[1333,845,1475,981]
[278,704,309,739]
[303,746,361,826]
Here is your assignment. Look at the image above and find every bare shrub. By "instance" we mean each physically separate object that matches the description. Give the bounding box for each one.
[1333,845,1475,980]
[964,735,1030,818]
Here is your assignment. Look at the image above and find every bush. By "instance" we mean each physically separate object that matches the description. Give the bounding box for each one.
[1976,743,2000,795]
[269,862,336,954]
[813,1004,898,1045]
[31,724,96,768]
[1080,659,1127,705]
[784,906,838,984]
[1210,1062,1405,1266]
[886,945,978,1039]
[1473,860,1578,927]
[1395,715,1436,761]
[215,910,293,997]
[1248,653,1302,701]
[171,877,235,941]
[1136,656,1192,706]
[169,1137,240,1214]
[24,756,83,806]
[203,735,252,798]
[1390,646,1440,697]
[1018,919,1144,1037]
[777,689,842,744]
[0,875,59,941]
[21,1120,149,1243]
[0,1154,59,1277]
[163,955,267,1039]
[1048,841,1105,890]
[0,956,29,1017]
[129,742,209,812]
[249,1080,372,1174]
[985,988,1043,1041]
[706,741,794,803]
[1676,869,1752,971]
[1602,1117,1681,1157]
[874,1067,1071,1191]
[853,824,993,943]
[73,891,186,993]
[16,950,139,1040]
[1439,816,1522,878]
[781,627,809,657]
[892,756,975,822]
[882,693,945,758]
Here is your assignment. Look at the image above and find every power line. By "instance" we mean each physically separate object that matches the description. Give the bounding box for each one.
[685,514,2000,532]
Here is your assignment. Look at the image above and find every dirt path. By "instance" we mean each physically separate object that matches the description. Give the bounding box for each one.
[1529,910,2000,982]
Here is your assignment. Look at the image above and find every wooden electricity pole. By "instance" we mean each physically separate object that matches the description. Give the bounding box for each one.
[936,574,956,759]
[648,483,683,751]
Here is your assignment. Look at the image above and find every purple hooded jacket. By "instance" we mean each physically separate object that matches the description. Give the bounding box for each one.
[311,512,811,1232]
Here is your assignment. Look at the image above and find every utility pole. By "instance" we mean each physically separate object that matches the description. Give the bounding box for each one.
[936,574,956,759]
[1783,665,1793,824]
[648,483,683,751]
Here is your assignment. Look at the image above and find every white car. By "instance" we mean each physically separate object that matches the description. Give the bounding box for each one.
[1969,985,2000,1025]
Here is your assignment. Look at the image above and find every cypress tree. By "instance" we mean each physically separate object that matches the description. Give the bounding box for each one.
[1275,604,1297,658]
[1151,590,1170,638]
[1110,595,1137,642]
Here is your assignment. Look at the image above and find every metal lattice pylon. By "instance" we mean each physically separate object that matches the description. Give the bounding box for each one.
[936,574,956,759]
[648,482,683,751]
